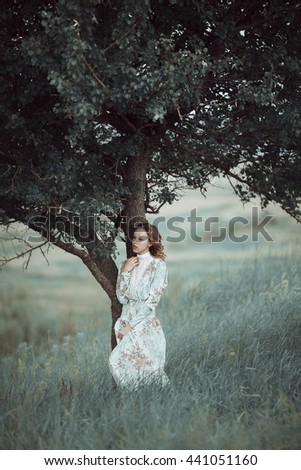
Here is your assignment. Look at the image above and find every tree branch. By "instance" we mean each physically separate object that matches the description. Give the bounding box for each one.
[83,57,107,89]
[0,240,49,268]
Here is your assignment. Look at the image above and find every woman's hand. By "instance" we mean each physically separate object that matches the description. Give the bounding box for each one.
[116,323,132,340]
[122,256,139,273]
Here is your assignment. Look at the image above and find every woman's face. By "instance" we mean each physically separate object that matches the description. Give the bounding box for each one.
[132,229,152,256]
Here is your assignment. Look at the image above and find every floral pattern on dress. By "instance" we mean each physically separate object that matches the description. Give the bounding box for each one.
[108,252,169,390]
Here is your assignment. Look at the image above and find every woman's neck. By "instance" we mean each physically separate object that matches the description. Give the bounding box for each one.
[137,250,151,259]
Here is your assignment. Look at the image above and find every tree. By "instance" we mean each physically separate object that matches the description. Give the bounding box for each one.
[1,0,301,347]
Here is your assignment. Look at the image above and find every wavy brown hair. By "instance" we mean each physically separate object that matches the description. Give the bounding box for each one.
[131,221,166,260]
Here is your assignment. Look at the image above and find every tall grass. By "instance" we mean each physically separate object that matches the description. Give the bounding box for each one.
[0,250,300,450]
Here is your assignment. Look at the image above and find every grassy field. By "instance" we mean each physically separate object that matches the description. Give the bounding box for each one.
[0,245,300,450]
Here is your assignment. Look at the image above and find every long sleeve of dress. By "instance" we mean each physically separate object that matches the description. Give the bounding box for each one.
[116,262,131,305]
[128,261,168,328]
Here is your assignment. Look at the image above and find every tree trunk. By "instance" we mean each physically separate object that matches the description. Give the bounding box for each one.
[81,252,122,349]
[122,152,149,257]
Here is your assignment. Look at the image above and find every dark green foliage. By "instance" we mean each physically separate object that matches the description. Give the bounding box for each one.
[1,0,301,256]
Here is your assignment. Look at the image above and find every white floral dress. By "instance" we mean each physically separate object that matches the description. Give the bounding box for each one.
[109,251,169,389]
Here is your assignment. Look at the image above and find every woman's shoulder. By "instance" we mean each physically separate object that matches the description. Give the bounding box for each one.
[150,256,167,269]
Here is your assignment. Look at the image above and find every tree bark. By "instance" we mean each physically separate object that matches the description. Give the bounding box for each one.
[122,152,149,257]
[82,252,122,349]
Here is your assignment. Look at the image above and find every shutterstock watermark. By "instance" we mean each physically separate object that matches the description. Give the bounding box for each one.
[152,207,274,243]
[27,206,274,244]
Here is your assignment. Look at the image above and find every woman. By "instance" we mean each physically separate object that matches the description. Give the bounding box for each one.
[109,222,169,390]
